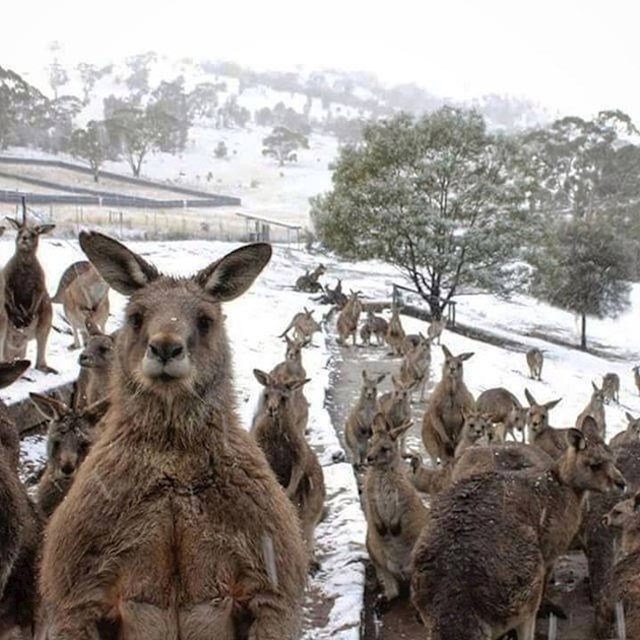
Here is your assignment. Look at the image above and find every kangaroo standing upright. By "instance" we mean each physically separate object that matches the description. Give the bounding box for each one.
[0,217,56,372]
[39,233,307,640]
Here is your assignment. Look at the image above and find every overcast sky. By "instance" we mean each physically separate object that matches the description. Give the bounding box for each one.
[2,0,639,118]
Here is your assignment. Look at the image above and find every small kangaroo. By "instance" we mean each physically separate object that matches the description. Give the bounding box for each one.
[575,381,607,438]
[30,393,109,519]
[610,412,640,448]
[51,260,110,350]
[74,322,116,409]
[0,217,56,372]
[398,334,431,402]
[412,428,625,640]
[345,370,386,466]
[453,410,492,458]
[278,307,321,344]
[427,317,446,345]
[602,372,620,404]
[378,375,413,456]
[294,263,326,293]
[0,359,41,639]
[526,347,543,380]
[421,345,475,466]
[253,370,325,572]
[336,290,362,347]
[364,310,388,347]
[363,413,428,610]
[476,387,527,443]
[385,306,405,356]
[524,388,568,459]
[39,233,307,639]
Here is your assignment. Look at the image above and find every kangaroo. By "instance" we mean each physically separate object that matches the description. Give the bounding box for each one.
[411,442,553,495]
[427,317,446,345]
[39,233,307,640]
[294,263,326,293]
[378,375,413,456]
[476,387,527,443]
[610,412,640,448]
[52,260,110,350]
[364,414,428,610]
[411,428,625,640]
[278,307,321,344]
[524,388,568,459]
[312,278,347,308]
[634,365,640,396]
[398,334,431,402]
[345,370,386,466]
[453,410,492,458]
[253,370,325,572]
[365,310,388,347]
[0,359,41,639]
[601,491,640,639]
[526,347,543,380]
[421,345,475,466]
[336,290,362,347]
[30,393,109,519]
[581,441,640,638]
[385,306,405,356]
[602,372,620,404]
[576,381,607,438]
[0,217,56,372]
[74,322,116,410]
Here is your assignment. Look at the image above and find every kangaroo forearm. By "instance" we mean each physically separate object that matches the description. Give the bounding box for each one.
[285,465,304,499]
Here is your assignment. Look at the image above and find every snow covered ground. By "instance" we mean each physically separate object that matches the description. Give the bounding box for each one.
[4,233,640,637]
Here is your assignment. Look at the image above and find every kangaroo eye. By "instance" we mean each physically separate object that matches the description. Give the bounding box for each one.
[197,314,213,336]
[128,312,143,331]
[589,462,603,471]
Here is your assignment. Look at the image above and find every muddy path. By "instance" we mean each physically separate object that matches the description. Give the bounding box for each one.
[324,331,603,640]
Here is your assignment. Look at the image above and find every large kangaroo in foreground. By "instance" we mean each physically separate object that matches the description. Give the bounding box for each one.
[39,233,307,640]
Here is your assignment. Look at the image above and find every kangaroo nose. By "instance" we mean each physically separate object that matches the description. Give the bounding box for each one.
[61,463,75,476]
[147,337,185,364]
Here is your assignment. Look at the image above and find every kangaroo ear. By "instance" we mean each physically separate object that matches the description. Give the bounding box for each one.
[82,398,110,425]
[30,392,69,422]
[459,352,474,361]
[195,243,272,302]
[79,231,159,296]
[376,373,387,384]
[441,344,452,358]
[626,412,635,424]
[4,217,21,231]
[35,224,55,235]
[0,359,29,388]
[567,428,586,452]
[286,378,310,392]
[524,388,537,407]
[592,381,598,392]
[0,226,5,237]
[544,398,561,411]
[253,369,271,387]
[361,369,368,381]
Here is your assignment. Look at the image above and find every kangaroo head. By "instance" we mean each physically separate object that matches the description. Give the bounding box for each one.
[561,428,626,494]
[390,374,412,401]
[30,393,108,480]
[624,412,640,438]
[366,413,412,467]
[461,410,491,443]
[6,217,55,254]
[254,369,309,420]
[590,381,605,406]
[524,388,560,433]
[80,231,271,405]
[79,331,116,370]
[441,345,473,381]
[361,370,386,400]
[603,491,640,531]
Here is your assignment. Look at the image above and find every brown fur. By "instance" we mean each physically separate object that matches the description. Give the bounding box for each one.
[411,428,625,640]
[575,381,607,438]
[0,360,41,639]
[364,414,428,605]
[610,412,640,448]
[453,410,491,458]
[0,218,56,373]
[602,372,620,404]
[524,388,569,459]
[427,317,446,345]
[345,371,386,465]
[526,347,543,380]
[378,375,413,457]
[476,387,527,443]
[74,325,116,410]
[360,310,388,347]
[421,345,475,466]
[39,233,307,639]
[53,261,109,350]
[336,290,362,347]
[252,370,325,572]
[397,335,431,402]
[385,306,405,356]
[278,307,321,343]
[30,393,109,519]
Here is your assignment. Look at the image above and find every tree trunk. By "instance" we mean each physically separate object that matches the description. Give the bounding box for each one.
[580,313,587,351]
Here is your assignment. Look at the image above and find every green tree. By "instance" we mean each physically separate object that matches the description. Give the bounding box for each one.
[67,121,113,181]
[529,218,631,350]
[311,108,527,319]
[262,126,309,166]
